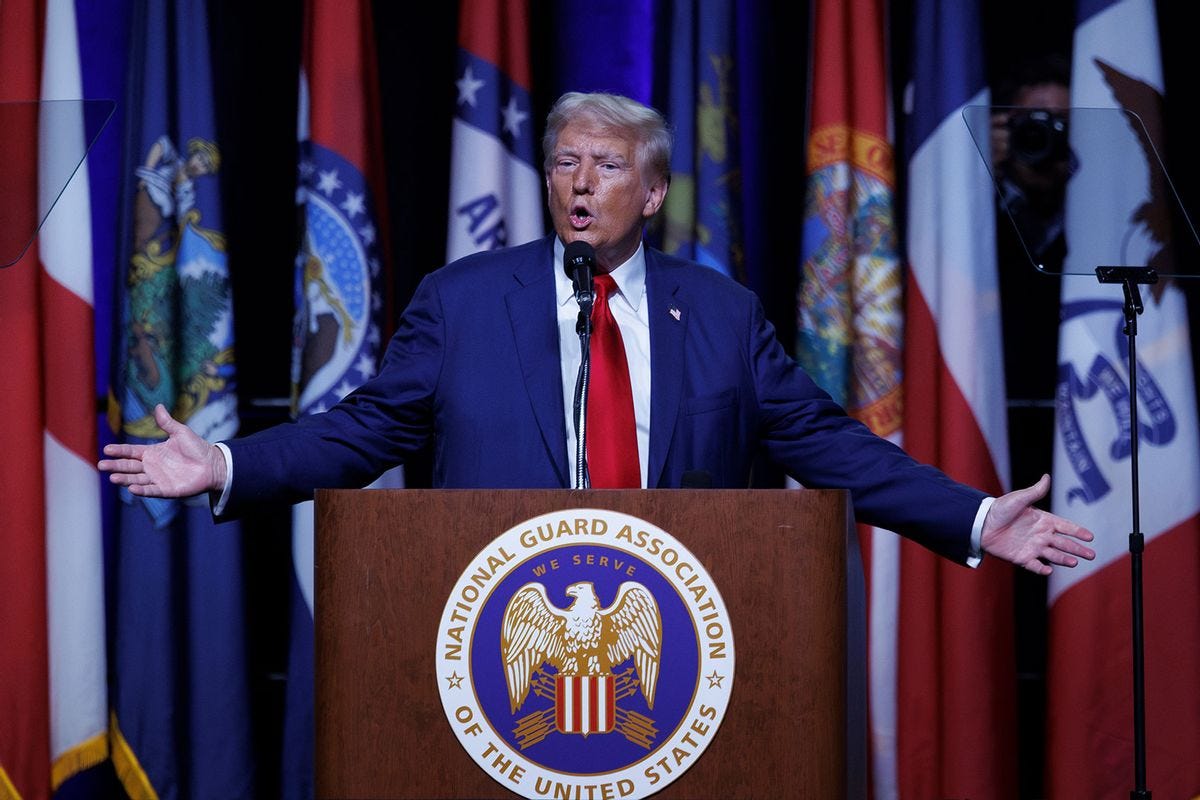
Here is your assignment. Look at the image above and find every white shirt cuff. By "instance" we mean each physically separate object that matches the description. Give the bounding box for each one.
[212,442,234,516]
[966,496,994,568]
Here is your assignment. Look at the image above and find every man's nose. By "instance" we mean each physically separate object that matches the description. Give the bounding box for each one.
[572,165,594,193]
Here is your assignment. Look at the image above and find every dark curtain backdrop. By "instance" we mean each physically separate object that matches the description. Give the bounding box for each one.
[197,2,1200,798]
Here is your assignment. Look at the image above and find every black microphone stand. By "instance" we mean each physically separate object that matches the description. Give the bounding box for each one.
[1095,264,1156,800]
[571,285,594,489]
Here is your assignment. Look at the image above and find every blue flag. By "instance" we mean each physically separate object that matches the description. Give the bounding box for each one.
[658,0,745,282]
[110,1,255,797]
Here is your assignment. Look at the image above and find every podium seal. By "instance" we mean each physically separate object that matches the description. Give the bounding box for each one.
[436,509,735,799]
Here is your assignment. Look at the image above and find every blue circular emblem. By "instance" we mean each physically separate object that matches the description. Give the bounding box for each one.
[292,142,383,414]
[437,510,735,799]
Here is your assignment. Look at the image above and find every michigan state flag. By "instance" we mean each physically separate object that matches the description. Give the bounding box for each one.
[109,1,254,797]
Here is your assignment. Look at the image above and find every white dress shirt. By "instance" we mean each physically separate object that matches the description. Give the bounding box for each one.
[218,238,988,563]
[554,238,651,488]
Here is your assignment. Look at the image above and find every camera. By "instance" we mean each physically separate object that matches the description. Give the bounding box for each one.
[1007,108,1069,169]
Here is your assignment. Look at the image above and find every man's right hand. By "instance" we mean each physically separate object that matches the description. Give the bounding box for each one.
[99,403,227,498]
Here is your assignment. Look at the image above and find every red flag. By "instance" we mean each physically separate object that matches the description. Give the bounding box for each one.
[1,2,110,794]
[302,0,388,240]
[0,0,50,798]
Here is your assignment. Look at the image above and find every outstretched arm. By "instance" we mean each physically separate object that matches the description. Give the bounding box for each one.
[98,403,226,498]
[981,474,1096,575]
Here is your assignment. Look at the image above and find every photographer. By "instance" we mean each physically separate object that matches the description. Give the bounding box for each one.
[991,53,1073,265]
[991,53,1073,499]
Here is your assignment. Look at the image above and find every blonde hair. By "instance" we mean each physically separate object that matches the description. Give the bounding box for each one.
[542,92,672,184]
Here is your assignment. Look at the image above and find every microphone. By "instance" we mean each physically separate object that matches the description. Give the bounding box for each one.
[563,240,596,303]
[564,240,597,489]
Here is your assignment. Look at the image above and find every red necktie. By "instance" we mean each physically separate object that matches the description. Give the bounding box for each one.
[587,274,640,488]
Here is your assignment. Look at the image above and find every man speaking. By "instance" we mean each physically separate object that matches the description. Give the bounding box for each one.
[100,91,1094,574]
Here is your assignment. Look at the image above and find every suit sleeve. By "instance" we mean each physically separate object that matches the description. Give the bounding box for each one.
[747,297,985,564]
[218,273,446,516]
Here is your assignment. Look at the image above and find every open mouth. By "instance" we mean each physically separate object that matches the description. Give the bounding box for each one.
[569,204,593,227]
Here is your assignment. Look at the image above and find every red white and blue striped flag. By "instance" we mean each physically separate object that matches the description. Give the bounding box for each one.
[1047,1,1200,796]
[900,1,1016,797]
[447,0,542,261]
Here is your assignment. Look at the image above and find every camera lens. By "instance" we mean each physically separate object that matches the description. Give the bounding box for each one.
[1008,109,1068,168]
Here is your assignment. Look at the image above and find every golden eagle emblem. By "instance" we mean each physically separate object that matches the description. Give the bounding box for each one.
[501,581,662,714]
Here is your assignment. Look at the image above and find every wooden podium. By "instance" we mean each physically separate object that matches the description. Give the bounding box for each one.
[314,489,865,799]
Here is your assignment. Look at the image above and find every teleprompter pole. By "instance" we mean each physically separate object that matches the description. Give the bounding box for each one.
[1095,265,1156,800]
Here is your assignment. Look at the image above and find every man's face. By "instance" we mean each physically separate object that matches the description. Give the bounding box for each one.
[546,118,667,271]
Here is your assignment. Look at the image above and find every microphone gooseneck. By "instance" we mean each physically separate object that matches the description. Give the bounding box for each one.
[563,240,597,489]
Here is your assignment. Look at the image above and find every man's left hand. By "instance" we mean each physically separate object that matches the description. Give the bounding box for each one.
[981,474,1096,575]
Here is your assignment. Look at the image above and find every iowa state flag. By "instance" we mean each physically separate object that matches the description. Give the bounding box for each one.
[447,0,542,261]
[1047,1,1200,796]
[901,0,1017,797]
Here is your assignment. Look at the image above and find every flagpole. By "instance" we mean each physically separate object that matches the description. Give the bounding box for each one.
[1095,264,1154,800]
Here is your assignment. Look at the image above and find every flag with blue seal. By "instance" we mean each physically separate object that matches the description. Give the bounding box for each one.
[284,3,396,798]
[109,0,255,797]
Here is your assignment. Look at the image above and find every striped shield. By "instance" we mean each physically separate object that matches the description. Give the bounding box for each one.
[555,675,616,736]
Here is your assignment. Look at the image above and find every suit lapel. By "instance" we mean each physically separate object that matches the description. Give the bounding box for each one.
[506,237,570,486]
[646,252,687,487]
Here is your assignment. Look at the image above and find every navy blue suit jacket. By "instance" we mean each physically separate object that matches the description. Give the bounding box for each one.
[225,236,985,563]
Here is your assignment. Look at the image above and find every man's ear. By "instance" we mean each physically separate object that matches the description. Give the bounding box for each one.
[642,176,668,220]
